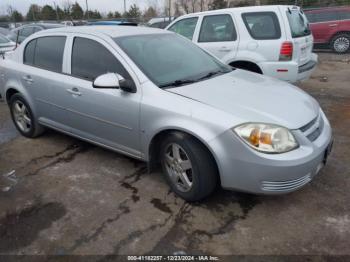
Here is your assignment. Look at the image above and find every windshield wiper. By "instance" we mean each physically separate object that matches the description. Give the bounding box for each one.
[159,79,196,89]
[196,70,225,81]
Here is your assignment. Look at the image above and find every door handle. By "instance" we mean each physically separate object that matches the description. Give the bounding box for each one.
[22,75,33,83]
[66,87,82,96]
[219,47,232,52]
[329,24,338,27]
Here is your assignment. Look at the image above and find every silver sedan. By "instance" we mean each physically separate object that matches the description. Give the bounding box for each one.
[0,26,333,201]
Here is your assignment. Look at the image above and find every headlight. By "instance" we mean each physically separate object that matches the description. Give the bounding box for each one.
[233,123,298,153]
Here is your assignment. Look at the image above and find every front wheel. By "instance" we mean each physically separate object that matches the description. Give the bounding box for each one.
[160,133,218,201]
[331,34,350,54]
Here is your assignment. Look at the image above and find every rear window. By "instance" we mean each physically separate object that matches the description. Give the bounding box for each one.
[286,10,311,38]
[242,12,281,40]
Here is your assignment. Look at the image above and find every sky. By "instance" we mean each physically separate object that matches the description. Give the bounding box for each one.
[0,0,164,16]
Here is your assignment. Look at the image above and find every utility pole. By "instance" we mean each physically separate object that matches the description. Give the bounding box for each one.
[124,0,126,14]
[86,0,89,20]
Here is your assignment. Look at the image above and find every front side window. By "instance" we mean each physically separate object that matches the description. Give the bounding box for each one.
[23,36,66,72]
[114,33,231,88]
[242,12,281,40]
[307,12,338,23]
[199,14,237,42]
[286,10,311,38]
[337,10,350,20]
[71,37,131,81]
[168,17,198,40]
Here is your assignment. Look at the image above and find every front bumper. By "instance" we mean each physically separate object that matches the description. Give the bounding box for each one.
[259,53,318,83]
[208,110,332,194]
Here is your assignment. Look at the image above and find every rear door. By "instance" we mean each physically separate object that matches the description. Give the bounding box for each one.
[22,35,68,125]
[285,7,313,67]
[195,13,238,60]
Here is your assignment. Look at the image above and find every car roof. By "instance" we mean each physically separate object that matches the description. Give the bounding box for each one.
[38,25,169,38]
[177,5,297,17]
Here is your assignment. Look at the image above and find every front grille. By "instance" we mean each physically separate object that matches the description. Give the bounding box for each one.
[300,114,323,142]
[261,174,312,192]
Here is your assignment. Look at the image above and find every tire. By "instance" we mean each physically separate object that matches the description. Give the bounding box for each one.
[160,132,218,202]
[9,93,45,138]
[331,34,350,54]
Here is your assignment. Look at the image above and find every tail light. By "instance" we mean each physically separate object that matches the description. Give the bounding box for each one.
[279,41,293,61]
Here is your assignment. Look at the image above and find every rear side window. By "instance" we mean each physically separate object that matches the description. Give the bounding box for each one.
[23,36,66,72]
[168,17,198,40]
[71,37,131,81]
[286,10,311,38]
[242,12,281,40]
[199,14,237,42]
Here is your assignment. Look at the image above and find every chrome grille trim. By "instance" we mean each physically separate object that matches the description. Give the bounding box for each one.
[261,174,312,192]
[300,113,323,142]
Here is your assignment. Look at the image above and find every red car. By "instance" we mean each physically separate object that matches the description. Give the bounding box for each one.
[305,6,350,53]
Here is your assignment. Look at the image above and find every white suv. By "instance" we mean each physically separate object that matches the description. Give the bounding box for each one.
[166,5,317,83]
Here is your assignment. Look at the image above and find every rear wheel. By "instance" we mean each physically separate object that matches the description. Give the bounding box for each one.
[331,34,350,54]
[9,94,45,138]
[160,133,218,201]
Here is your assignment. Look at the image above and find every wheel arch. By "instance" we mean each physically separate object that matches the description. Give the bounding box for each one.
[330,31,350,42]
[229,60,263,74]
[147,128,221,182]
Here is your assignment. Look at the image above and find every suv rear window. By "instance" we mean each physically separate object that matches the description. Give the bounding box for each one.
[242,12,281,40]
[286,10,311,38]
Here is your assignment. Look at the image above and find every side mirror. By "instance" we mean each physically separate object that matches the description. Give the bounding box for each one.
[93,73,120,89]
[93,73,137,93]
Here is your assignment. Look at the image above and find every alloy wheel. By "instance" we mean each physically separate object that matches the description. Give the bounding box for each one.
[164,143,193,192]
[334,37,350,53]
[13,100,32,133]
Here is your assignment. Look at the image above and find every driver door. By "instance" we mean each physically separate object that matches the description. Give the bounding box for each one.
[60,35,142,158]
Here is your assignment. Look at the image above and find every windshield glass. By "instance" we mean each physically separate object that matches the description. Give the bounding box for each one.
[114,33,231,88]
[286,9,311,38]
[0,34,10,44]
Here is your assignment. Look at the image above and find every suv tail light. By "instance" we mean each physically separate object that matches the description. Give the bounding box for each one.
[279,42,293,61]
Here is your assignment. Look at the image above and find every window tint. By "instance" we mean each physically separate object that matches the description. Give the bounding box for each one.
[199,14,237,42]
[23,39,37,65]
[286,10,311,38]
[337,10,350,20]
[242,12,281,40]
[24,36,66,72]
[35,37,66,72]
[168,17,198,40]
[71,37,131,81]
[20,27,34,37]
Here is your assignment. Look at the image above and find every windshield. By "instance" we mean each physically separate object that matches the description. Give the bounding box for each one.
[114,33,231,88]
[286,9,311,38]
[0,34,10,44]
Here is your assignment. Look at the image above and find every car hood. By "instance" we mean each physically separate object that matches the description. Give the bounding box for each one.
[168,70,319,129]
